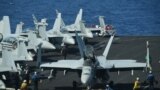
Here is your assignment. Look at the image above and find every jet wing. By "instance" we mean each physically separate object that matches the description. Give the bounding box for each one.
[0,60,16,72]
[87,27,102,31]
[0,80,6,89]
[107,60,146,68]
[107,59,137,63]
[0,66,14,72]
[97,60,146,70]
[67,33,85,37]
[97,56,146,70]
[40,59,84,69]
[46,30,65,38]
[46,31,56,37]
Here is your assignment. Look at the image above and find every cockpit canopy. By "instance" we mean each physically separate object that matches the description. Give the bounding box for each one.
[2,37,18,44]
[84,45,94,58]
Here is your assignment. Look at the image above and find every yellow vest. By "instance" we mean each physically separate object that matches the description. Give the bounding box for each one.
[133,80,140,89]
[20,82,27,90]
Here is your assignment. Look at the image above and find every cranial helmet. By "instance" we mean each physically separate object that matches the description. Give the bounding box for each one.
[149,70,152,73]
[23,80,27,83]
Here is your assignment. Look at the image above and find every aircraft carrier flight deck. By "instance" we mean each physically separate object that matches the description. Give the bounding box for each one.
[25,36,160,90]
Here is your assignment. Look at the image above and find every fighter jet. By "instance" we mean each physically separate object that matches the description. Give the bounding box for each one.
[16,22,56,50]
[32,14,75,45]
[0,38,32,89]
[0,42,18,72]
[54,12,93,38]
[0,46,18,89]
[0,16,25,39]
[1,37,33,61]
[87,16,116,36]
[57,9,93,38]
[60,8,115,37]
[61,8,83,32]
[0,16,56,52]
[40,33,149,89]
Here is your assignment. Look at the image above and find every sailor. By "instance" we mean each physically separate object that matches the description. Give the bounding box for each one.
[31,71,39,90]
[105,84,113,90]
[133,77,141,90]
[147,70,156,90]
[24,64,30,84]
[20,80,28,90]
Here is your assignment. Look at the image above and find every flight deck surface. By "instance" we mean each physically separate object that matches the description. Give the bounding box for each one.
[25,36,160,90]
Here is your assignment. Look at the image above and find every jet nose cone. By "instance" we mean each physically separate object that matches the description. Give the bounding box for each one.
[88,33,93,38]
[81,78,87,85]
[81,75,89,85]
[41,41,56,49]
[69,38,75,44]
[63,37,75,45]
[85,32,93,38]
[27,54,33,61]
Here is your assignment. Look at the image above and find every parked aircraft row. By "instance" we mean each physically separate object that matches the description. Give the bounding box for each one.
[0,16,55,52]
[31,8,116,48]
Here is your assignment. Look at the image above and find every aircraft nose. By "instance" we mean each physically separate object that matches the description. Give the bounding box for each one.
[86,32,93,38]
[69,38,75,44]
[63,37,75,45]
[81,75,89,85]
[27,53,33,61]
[41,41,56,49]
[81,77,87,85]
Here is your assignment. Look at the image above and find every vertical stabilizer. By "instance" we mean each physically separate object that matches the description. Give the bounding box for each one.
[28,31,37,51]
[17,40,33,61]
[32,14,38,25]
[38,19,49,41]
[80,21,86,34]
[52,13,61,35]
[60,17,65,28]
[74,9,83,30]
[55,10,65,27]
[99,16,105,29]
[80,21,93,38]
[15,22,24,35]
[32,14,49,41]
[102,34,114,58]
[145,41,152,70]
[0,19,4,34]
[32,14,39,30]
[1,16,11,37]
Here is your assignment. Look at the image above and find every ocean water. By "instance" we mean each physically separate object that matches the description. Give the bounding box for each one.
[0,0,160,36]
